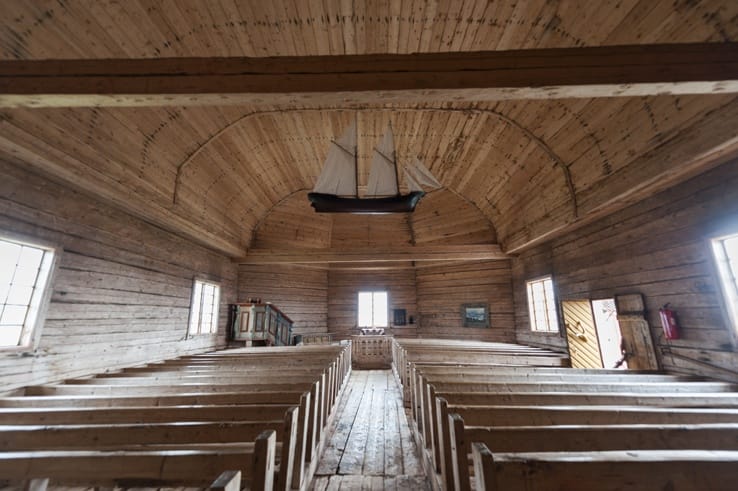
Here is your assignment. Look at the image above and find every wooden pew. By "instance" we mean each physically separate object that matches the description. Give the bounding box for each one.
[416,376,736,473]
[392,339,738,491]
[410,367,715,447]
[0,430,276,491]
[0,421,285,450]
[211,470,243,491]
[410,366,731,450]
[4,344,352,491]
[391,339,569,390]
[21,384,327,459]
[26,381,328,440]
[451,415,738,491]
[431,390,738,408]
[442,402,738,490]
[1,389,325,477]
[0,405,300,491]
[471,446,738,491]
[0,390,308,407]
[410,363,738,491]
[427,390,738,489]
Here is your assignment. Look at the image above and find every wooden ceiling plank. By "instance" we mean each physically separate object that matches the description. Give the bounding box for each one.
[3,43,737,108]
[237,244,507,264]
[461,0,492,50]
[504,111,738,253]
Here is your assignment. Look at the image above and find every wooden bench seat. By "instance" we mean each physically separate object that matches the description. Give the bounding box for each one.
[451,416,738,490]
[415,378,738,464]
[64,370,330,385]
[18,387,326,457]
[0,405,301,491]
[439,403,738,489]
[0,430,275,490]
[28,379,333,446]
[391,340,570,388]
[0,404,298,424]
[472,447,738,491]
[393,340,738,491]
[431,390,738,408]
[0,420,288,450]
[0,390,308,407]
[0,344,353,491]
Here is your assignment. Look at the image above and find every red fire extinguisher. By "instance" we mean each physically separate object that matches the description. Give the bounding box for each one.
[659,303,680,340]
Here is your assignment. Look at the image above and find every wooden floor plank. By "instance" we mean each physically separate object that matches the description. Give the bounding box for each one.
[383,476,398,491]
[363,374,385,475]
[339,373,374,474]
[311,370,428,489]
[398,389,424,476]
[316,371,368,475]
[325,476,342,491]
[384,384,403,476]
[337,475,363,489]
[311,476,330,491]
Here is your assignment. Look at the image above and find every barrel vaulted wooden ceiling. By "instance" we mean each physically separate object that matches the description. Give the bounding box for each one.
[0,1,737,260]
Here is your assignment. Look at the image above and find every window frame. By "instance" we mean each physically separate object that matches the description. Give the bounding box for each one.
[357,290,389,328]
[710,232,738,346]
[525,275,561,334]
[0,232,59,352]
[187,278,221,337]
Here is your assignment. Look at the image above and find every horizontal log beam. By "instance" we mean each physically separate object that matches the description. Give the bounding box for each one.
[236,245,508,264]
[1,43,737,107]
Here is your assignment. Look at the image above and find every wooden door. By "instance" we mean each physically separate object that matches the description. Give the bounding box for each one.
[562,300,603,368]
[615,293,659,370]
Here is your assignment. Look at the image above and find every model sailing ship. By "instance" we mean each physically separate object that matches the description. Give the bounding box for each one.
[308,121,441,213]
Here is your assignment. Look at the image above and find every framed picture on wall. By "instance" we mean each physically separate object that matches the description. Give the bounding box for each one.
[393,308,407,326]
[461,303,489,328]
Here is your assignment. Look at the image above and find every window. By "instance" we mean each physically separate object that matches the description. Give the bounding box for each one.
[526,276,559,333]
[358,291,388,328]
[0,237,55,348]
[188,279,220,335]
[712,233,738,336]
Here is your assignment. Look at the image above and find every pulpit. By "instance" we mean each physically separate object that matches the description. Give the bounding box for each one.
[229,301,294,346]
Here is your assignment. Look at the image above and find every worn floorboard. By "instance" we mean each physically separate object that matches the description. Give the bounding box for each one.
[311,370,429,490]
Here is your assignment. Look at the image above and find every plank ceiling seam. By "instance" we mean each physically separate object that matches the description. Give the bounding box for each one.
[1,1,735,59]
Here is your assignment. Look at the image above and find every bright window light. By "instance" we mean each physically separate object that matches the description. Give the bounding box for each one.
[526,276,559,333]
[358,291,388,328]
[0,237,55,348]
[712,233,738,336]
[188,279,220,335]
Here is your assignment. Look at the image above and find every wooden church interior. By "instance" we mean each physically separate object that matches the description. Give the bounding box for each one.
[1,1,738,489]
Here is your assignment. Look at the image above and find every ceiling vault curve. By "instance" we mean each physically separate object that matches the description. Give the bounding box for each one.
[170,106,577,246]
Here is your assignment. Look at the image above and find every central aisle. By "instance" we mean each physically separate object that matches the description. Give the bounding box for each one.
[311,370,430,490]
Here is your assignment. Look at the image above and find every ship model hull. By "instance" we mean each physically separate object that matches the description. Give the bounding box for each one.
[307,191,425,214]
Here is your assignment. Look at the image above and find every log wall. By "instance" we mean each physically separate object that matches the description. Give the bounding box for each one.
[0,159,237,393]
[415,261,516,342]
[513,159,738,379]
[237,264,328,336]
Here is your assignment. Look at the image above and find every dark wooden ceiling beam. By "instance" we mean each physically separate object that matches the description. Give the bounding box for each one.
[236,245,508,264]
[1,43,737,107]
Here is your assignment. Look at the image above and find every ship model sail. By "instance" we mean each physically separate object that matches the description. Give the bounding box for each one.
[308,122,441,213]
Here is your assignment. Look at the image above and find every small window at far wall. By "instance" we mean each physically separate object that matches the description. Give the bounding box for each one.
[712,233,738,337]
[526,276,560,333]
[0,237,55,349]
[358,291,388,328]
[189,280,220,335]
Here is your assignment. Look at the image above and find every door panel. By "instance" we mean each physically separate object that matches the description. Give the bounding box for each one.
[563,300,603,369]
[615,293,660,370]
